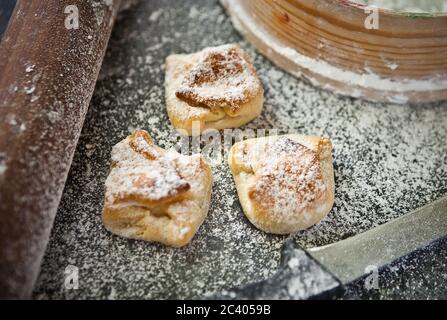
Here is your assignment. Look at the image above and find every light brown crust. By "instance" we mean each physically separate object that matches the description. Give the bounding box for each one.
[165,44,264,136]
[128,130,157,160]
[228,135,335,234]
[176,45,259,113]
[102,130,213,247]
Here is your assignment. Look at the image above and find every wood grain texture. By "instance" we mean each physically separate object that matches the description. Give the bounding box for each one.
[0,0,121,299]
[223,0,447,103]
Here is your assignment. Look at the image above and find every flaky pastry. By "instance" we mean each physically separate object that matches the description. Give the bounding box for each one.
[165,44,264,136]
[228,135,335,234]
[102,130,213,247]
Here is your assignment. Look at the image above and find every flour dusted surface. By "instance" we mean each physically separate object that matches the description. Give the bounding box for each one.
[34,0,447,299]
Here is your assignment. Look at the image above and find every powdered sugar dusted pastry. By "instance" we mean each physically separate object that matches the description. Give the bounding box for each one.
[165,44,264,135]
[228,135,335,234]
[102,130,213,247]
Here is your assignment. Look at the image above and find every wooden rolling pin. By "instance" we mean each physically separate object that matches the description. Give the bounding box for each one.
[0,0,122,299]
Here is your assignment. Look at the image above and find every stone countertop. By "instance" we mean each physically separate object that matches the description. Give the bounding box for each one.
[33,0,447,299]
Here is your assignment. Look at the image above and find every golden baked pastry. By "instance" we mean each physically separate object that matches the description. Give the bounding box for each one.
[228,135,335,234]
[102,130,213,247]
[165,44,264,136]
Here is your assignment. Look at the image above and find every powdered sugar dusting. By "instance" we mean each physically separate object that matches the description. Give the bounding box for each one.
[248,138,327,219]
[34,0,447,300]
[106,132,189,204]
[355,0,447,13]
[176,44,262,111]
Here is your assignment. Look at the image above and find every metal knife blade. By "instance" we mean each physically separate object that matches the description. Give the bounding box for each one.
[308,195,447,284]
[214,196,447,300]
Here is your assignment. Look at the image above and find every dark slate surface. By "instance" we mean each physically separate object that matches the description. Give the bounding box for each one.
[212,240,344,300]
[0,0,15,42]
[33,0,447,299]
[343,237,447,300]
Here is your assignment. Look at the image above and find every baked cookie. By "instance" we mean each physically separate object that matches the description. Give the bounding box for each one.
[102,130,213,247]
[228,135,335,234]
[165,44,264,136]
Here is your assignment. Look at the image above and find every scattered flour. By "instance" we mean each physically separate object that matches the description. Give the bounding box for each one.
[149,9,164,22]
[33,0,447,300]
